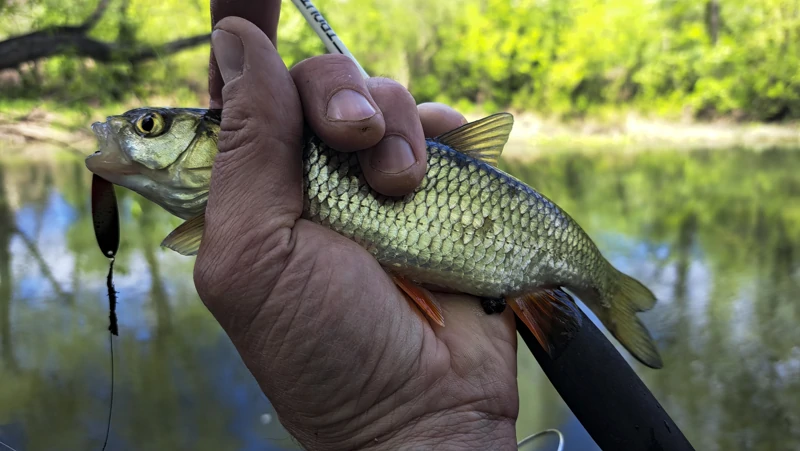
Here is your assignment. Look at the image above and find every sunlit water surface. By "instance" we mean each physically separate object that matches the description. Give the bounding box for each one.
[1,145,799,450]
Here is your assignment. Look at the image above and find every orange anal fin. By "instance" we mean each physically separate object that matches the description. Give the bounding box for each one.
[391,275,445,327]
[508,288,583,358]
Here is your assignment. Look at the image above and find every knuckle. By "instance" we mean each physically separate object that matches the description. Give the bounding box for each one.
[366,77,414,104]
[218,104,260,151]
[365,76,400,89]
[364,79,422,141]
[219,76,302,143]
[218,123,263,157]
[216,98,279,159]
[418,102,467,137]
[418,101,462,116]
[291,54,357,86]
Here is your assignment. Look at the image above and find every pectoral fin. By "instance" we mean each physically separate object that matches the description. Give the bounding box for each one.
[391,274,445,327]
[161,213,205,256]
[507,288,583,358]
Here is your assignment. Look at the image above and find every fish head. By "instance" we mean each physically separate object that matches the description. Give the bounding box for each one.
[85,107,220,219]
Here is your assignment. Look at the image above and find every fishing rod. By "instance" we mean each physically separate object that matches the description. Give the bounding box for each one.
[290,0,369,78]
[288,1,695,450]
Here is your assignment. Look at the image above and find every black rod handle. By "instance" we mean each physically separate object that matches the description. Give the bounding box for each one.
[517,312,695,451]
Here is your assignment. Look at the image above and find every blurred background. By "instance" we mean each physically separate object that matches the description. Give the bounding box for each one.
[1,0,800,450]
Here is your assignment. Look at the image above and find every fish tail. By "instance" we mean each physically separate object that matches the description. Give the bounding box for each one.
[579,268,663,369]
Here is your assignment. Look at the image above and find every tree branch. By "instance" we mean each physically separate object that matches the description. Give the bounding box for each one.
[12,226,71,303]
[0,32,210,70]
[78,0,112,32]
[128,34,211,63]
[0,0,209,70]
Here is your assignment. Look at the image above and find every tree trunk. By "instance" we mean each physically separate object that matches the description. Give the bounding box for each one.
[706,0,720,46]
[0,165,17,371]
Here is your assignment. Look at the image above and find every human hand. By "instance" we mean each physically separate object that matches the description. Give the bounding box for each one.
[199,4,519,450]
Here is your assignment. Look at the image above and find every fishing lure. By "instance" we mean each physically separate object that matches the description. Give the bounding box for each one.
[90,173,119,335]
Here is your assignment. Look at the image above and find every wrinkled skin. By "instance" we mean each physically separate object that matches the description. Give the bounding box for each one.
[195,3,520,450]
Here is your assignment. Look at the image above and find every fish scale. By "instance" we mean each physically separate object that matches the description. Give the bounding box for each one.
[302,134,592,297]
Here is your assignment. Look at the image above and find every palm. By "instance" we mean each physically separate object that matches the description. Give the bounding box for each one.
[240,218,520,443]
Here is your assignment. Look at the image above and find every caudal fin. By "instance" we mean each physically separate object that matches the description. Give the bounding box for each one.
[584,270,663,369]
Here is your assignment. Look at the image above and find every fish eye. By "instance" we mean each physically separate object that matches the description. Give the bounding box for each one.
[134,112,165,137]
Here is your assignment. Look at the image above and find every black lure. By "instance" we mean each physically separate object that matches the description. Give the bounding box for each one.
[90,174,120,335]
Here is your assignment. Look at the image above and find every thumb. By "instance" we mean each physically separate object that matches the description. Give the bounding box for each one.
[195,17,303,309]
[209,16,303,219]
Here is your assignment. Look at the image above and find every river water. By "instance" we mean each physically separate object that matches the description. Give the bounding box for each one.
[1,145,799,450]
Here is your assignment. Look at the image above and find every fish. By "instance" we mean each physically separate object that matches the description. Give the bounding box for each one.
[85,107,663,369]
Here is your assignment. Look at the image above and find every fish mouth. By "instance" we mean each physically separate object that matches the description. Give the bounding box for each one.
[85,121,138,182]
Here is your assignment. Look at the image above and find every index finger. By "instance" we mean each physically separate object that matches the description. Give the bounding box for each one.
[209,0,283,108]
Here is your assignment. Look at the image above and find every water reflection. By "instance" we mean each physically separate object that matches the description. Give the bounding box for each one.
[0,160,299,450]
[1,146,799,450]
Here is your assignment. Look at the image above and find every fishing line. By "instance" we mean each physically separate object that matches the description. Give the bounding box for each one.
[100,332,115,451]
[516,429,564,451]
[98,256,117,451]
[0,439,19,451]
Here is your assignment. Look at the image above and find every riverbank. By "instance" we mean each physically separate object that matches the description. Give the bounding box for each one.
[468,112,800,161]
[2,102,799,162]
[0,104,99,162]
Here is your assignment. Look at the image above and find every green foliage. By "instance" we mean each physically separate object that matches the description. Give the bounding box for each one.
[1,0,798,121]
[0,0,211,107]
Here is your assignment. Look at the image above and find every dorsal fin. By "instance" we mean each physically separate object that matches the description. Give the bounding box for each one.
[433,113,514,167]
